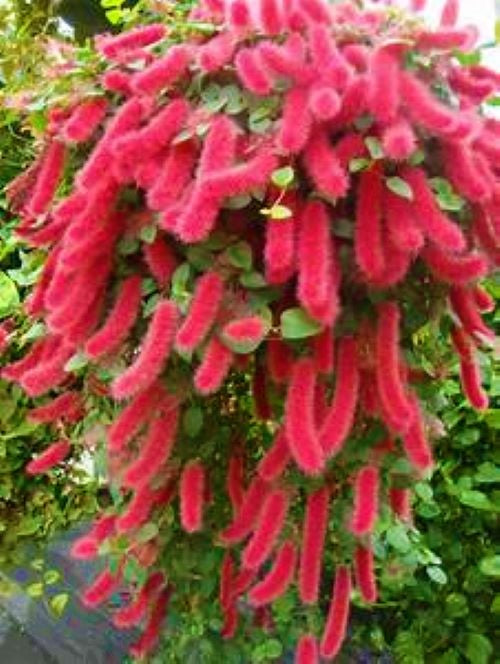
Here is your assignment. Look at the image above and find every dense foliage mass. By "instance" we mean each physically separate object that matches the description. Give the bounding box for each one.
[2,0,498,660]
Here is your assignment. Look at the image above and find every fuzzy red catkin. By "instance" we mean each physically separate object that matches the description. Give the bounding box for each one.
[416,26,477,52]
[278,86,312,154]
[375,302,414,432]
[2,338,48,383]
[132,45,191,95]
[319,336,360,457]
[198,32,236,72]
[27,391,81,424]
[123,401,179,488]
[459,356,489,410]
[368,45,400,125]
[194,336,233,395]
[241,488,289,570]
[471,205,500,266]
[175,272,224,352]
[402,398,434,471]
[248,539,297,606]
[312,327,334,375]
[382,119,417,161]
[266,338,293,384]
[113,571,165,629]
[85,275,142,359]
[285,358,324,475]
[264,190,296,284]
[147,140,198,211]
[101,70,132,95]
[235,47,273,96]
[440,0,459,27]
[70,537,99,560]
[61,98,108,144]
[222,316,266,346]
[219,551,235,610]
[143,235,177,287]
[472,285,495,313]
[129,587,171,659]
[226,452,245,515]
[295,634,319,664]
[26,141,65,216]
[220,602,238,640]
[112,300,178,400]
[82,569,119,608]
[449,285,495,339]
[389,487,412,522]
[297,0,331,24]
[220,476,270,544]
[320,566,351,660]
[422,244,488,284]
[227,0,252,30]
[355,165,385,280]
[299,487,329,604]
[21,343,74,397]
[303,130,348,200]
[308,85,341,121]
[259,0,284,34]
[257,428,291,482]
[354,544,377,603]
[180,460,205,533]
[383,188,424,252]
[26,440,70,475]
[97,23,166,58]
[349,465,379,535]
[116,484,156,533]
[107,383,164,452]
[198,114,238,176]
[258,40,311,85]
[442,141,492,203]
[399,71,457,136]
[297,199,337,325]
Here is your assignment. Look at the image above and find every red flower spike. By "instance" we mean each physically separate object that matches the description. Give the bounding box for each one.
[226,453,245,515]
[221,603,238,640]
[220,476,270,544]
[235,47,274,96]
[62,99,108,144]
[320,566,351,660]
[368,45,401,125]
[26,440,70,475]
[228,0,252,30]
[112,300,178,400]
[416,27,477,52]
[198,32,236,72]
[389,487,412,522]
[180,460,206,533]
[147,140,198,211]
[402,398,434,471]
[176,272,224,353]
[422,245,488,285]
[285,358,324,475]
[113,571,165,629]
[257,428,291,483]
[131,45,191,95]
[70,537,98,560]
[319,336,360,457]
[259,0,284,35]
[222,316,266,347]
[355,165,385,280]
[383,188,424,253]
[299,487,330,604]
[248,539,297,606]
[101,70,132,95]
[26,141,66,217]
[143,236,177,287]
[266,338,293,384]
[354,544,377,603]
[308,85,341,121]
[278,86,312,154]
[442,141,493,203]
[349,465,380,536]
[194,336,233,395]
[129,587,172,658]
[219,552,235,611]
[296,0,331,24]
[295,634,319,664]
[459,358,489,410]
[27,391,82,424]
[472,285,495,313]
[312,327,334,376]
[241,488,289,570]
[382,120,417,161]
[264,190,297,284]
[375,302,414,432]
[97,23,166,59]
[449,285,495,340]
[116,484,157,533]
[82,569,119,608]
[107,383,164,452]
[304,130,348,200]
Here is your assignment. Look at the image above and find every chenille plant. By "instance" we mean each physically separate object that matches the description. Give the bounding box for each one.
[3,0,498,660]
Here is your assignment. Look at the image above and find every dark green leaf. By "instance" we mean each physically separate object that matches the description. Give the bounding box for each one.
[183,407,203,438]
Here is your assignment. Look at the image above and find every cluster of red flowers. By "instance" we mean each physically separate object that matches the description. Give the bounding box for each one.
[4,0,497,660]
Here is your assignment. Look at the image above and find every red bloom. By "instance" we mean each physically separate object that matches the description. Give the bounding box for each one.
[228,0,252,30]
[416,27,477,52]
[226,453,245,515]
[180,460,206,533]
[235,47,273,96]
[295,634,319,664]
[112,299,178,399]
[116,484,157,533]
[143,236,177,287]
[198,32,236,72]
[389,487,412,522]
[354,544,377,603]
[62,98,108,144]
[147,140,198,211]
[368,45,400,125]
[320,566,351,659]
[26,141,66,216]
[285,358,325,475]
[264,191,297,284]
[259,0,284,34]
[113,571,165,629]
[303,130,348,200]
[375,302,413,432]
[257,428,291,482]
[28,391,82,424]
[241,488,289,570]
[129,587,171,658]
[349,465,379,535]
[222,316,266,347]
[319,337,360,457]
[312,327,334,376]
[107,383,165,452]
[176,272,224,353]
[248,539,297,606]
[422,245,488,284]
[194,336,233,395]
[26,440,70,475]
[400,71,457,136]
[97,23,166,59]
[299,487,329,604]
[355,165,385,280]
[472,285,495,313]
[132,45,191,95]
[296,0,331,24]
[101,70,132,95]
[402,398,434,471]
[308,85,341,121]
[449,285,495,340]
[383,188,423,253]
[382,120,417,161]
[85,275,142,359]
[82,568,120,608]
[70,537,98,560]
[266,338,294,384]
[219,552,235,610]
[220,476,270,544]
[278,86,312,154]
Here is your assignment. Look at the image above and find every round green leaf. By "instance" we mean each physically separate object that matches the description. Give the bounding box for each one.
[426,565,448,585]
[386,176,414,201]
[50,593,69,617]
[281,308,323,339]
[271,166,294,188]
[0,271,20,318]
[479,555,500,577]
[183,406,204,438]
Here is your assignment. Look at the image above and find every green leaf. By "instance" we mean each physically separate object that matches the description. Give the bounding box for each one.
[240,271,267,289]
[65,352,89,372]
[261,204,293,220]
[43,569,61,585]
[226,242,253,271]
[136,522,159,543]
[426,565,448,585]
[465,634,492,664]
[171,263,191,298]
[183,406,204,438]
[26,582,44,598]
[271,166,294,188]
[49,593,69,616]
[221,316,269,354]
[0,271,20,318]
[386,524,411,553]
[365,136,384,160]
[483,409,500,430]
[386,176,414,200]
[349,157,371,173]
[264,639,283,658]
[280,308,323,339]
[415,482,433,502]
[408,149,425,166]
[479,555,500,577]
[223,194,251,210]
[458,489,492,511]
[474,462,500,484]
[186,246,213,271]
[139,224,157,244]
[30,558,45,571]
